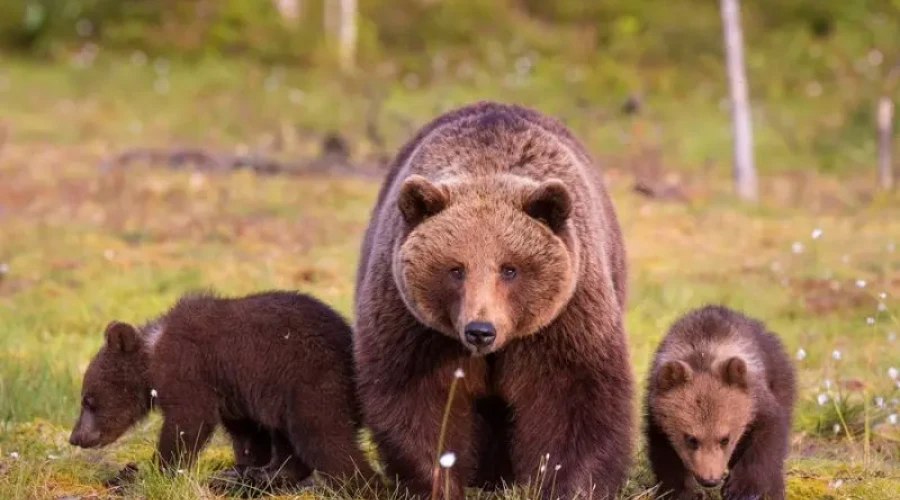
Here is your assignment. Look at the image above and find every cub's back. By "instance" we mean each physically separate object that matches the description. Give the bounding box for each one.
[151,291,354,389]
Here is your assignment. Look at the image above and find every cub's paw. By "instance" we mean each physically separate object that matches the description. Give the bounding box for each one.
[104,462,139,489]
[721,477,764,500]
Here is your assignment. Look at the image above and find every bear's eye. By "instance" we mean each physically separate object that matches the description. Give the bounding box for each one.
[684,434,699,450]
[500,265,517,281]
[82,396,96,411]
[449,266,465,281]
[719,436,730,447]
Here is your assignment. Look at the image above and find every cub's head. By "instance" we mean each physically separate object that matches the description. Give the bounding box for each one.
[651,357,754,489]
[394,175,578,355]
[69,321,152,449]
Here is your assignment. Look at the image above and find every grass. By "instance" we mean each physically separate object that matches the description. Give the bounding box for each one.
[0,54,899,499]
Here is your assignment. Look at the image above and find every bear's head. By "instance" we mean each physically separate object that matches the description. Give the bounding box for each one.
[69,321,152,449]
[650,356,754,489]
[393,174,578,355]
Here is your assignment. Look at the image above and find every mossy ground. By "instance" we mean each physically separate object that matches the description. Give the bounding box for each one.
[0,56,899,499]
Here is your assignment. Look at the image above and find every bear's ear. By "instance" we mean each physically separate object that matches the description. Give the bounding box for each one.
[719,357,748,390]
[657,360,692,392]
[524,179,572,233]
[104,321,139,354]
[398,175,448,227]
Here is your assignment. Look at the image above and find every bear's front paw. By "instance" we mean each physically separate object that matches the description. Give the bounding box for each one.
[104,462,139,489]
[722,476,764,500]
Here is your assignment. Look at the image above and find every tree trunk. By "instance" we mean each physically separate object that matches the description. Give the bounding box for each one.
[323,0,356,73]
[338,0,357,73]
[720,0,757,202]
[273,0,301,24]
[878,96,895,190]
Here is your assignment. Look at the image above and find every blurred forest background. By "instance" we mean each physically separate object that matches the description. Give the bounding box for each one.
[2,1,900,499]
[2,0,900,179]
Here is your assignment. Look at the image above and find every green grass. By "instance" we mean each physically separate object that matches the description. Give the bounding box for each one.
[0,55,899,499]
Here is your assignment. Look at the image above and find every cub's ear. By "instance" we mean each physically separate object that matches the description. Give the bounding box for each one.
[397,175,448,227]
[657,360,692,392]
[719,357,748,390]
[104,321,139,354]
[524,179,572,233]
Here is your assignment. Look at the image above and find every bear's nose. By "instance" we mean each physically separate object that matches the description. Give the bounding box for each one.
[695,475,722,488]
[464,322,496,347]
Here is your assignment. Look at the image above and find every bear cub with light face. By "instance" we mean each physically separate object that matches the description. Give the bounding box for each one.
[645,305,796,500]
[68,290,374,492]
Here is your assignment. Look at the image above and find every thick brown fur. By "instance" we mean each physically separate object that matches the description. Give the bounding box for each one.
[68,290,375,490]
[644,305,796,500]
[354,101,632,499]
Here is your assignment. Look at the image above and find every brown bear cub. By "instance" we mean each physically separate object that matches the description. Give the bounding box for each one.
[68,290,375,492]
[644,305,796,500]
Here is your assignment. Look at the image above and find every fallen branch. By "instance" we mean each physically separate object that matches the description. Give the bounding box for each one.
[99,145,385,179]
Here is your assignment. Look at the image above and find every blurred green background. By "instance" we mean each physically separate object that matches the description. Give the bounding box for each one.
[2,0,899,174]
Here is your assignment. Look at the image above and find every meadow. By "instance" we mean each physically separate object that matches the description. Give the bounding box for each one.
[0,54,899,499]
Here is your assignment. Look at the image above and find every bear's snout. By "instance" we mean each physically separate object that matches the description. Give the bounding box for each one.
[69,428,101,448]
[69,412,102,448]
[694,474,723,488]
[463,321,496,349]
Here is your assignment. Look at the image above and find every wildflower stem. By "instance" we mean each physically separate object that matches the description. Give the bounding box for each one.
[431,371,461,500]
[831,394,854,442]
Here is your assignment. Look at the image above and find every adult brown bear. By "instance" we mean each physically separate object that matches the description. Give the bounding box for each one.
[354,101,632,499]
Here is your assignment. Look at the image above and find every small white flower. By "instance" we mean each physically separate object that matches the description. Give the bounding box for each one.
[154,58,169,74]
[824,379,833,389]
[888,414,898,425]
[817,393,829,405]
[832,350,842,361]
[539,465,547,473]
[867,317,876,326]
[795,348,807,361]
[554,464,561,472]
[791,241,804,254]
[833,423,841,434]
[855,279,866,288]
[454,368,465,379]
[154,78,169,94]
[811,228,823,239]
[880,292,888,300]
[131,50,147,66]
[47,454,58,460]
[150,389,158,398]
[868,49,884,66]
[878,303,887,312]
[830,479,843,489]
[179,431,185,437]
[9,452,19,459]
[177,469,184,474]
[875,396,885,409]
[545,453,550,460]
[889,367,899,380]
[439,452,456,468]
[284,333,290,339]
